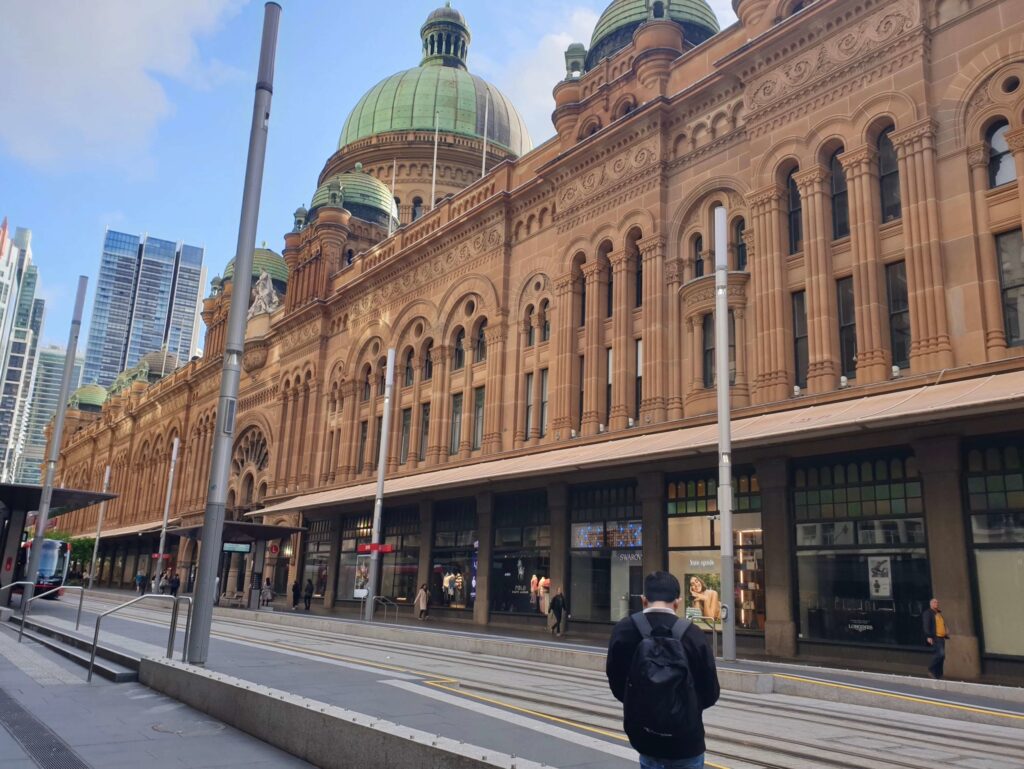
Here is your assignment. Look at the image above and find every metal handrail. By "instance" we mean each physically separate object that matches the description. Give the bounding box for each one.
[18,585,86,642]
[373,596,399,623]
[87,593,193,682]
[0,581,33,606]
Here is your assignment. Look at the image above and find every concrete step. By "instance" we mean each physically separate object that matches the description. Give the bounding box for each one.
[2,619,139,683]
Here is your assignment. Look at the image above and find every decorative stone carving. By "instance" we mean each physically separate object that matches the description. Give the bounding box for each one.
[558,140,660,207]
[248,270,282,319]
[243,340,269,373]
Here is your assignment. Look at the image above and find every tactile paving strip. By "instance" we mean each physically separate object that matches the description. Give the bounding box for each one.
[0,685,91,769]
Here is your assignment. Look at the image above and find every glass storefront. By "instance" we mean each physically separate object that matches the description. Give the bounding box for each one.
[569,481,643,623]
[431,499,477,609]
[303,519,334,598]
[490,491,550,614]
[380,507,420,604]
[336,514,372,601]
[666,472,763,629]
[965,442,1024,657]
[794,454,930,647]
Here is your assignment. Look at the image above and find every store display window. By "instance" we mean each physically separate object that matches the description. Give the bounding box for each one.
[569,481,643,623]
[380,507,420,603]
[794,454,931,647]
[491,491,551,614]
[303,519,335,598]
[666,472,763,630]
[432,498,477,609]
[336,514,372,601]
[965,442,1024,657]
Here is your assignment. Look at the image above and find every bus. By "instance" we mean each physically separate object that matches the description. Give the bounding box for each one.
[13,538,70,598]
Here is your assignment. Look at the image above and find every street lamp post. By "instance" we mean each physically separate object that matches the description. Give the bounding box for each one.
[187,2,280,665]
[364,349,395,620]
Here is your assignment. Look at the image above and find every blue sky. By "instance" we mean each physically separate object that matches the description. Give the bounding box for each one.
[0,0,735,348]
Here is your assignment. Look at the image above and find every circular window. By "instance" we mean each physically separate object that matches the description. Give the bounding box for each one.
[1002,75,1021,93]
[534,280,542,291]
[465,300,475,316]
[414,321,423,337]
[372,341,380,355]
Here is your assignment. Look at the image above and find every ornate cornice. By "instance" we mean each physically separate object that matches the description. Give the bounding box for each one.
[793,165,828,193]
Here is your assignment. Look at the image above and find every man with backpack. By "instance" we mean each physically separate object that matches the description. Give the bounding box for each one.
[606,571,720,769]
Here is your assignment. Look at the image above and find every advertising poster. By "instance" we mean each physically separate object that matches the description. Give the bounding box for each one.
[868,555,892,599]
[353,554,370,598]
[684,556,722,621]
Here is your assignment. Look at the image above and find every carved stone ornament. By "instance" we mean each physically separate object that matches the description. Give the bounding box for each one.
[243,339,269,373]
[558,140,660,207]
[248,270,282,319]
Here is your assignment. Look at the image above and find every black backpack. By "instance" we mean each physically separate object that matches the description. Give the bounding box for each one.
[623,613,701,755]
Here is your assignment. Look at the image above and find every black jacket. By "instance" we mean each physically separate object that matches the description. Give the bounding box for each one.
[922,608,948,641]
[606,610,720,759]
[550,593,569,618]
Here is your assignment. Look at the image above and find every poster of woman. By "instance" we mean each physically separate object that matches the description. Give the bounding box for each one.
[686,573,722,620]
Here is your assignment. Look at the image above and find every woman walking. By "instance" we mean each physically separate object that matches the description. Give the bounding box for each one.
[260,578,274,607]
[291,580,301,611]
[303,579,314,611]
[549,586,570,637]
[414,583,429,620]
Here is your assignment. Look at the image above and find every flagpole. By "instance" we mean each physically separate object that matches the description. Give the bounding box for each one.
[389,158,397,235]
[431,109,439,211]
[481,91,489,178]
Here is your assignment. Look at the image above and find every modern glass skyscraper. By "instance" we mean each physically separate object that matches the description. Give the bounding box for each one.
[83,229,205,387]
[18,346,83,484]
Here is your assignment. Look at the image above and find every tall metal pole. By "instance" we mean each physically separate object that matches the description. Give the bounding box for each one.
[714,206,735,661]
[430,110,439,210]
[23,276,87,609]
[363,349,395,621]
[155,436,180,571]
[388,158,397,236]
[87,464,111,590]
[187,2,280,665]
[480,91,489,178]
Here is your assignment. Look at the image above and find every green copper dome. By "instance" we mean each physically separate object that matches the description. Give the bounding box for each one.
[310,164,400,229]
[70,383,107,410]
[338,5,531,157]
[224,247,288,286]
[587,0,720,70]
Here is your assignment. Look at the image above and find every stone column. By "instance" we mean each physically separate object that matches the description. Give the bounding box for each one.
[638,472,666,574]
[609,250,630,430]
[581,262,604,435]
[339,381,360,480]
[747,185,789,402]
[665,258,684,420]
[474,492,493,625]
[1005,127,1024,232]
[416,500,433,595]
[323,519,341,607]
[427,345,448,464]
[551,275,575,437]
[459,338,475,459]
[794,165,839,392]
[839,146,888,382]
[408,358,424,470]
[913,437,981,680]
[757,458,796,658]
[482,320,507,454]
[640,236,668,424]
[967,143,1009,357]
[548,483,569,597]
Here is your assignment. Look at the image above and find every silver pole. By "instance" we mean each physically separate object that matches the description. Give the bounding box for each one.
[187,1,280,665]
[481,91,489,178]
[155,436,180,570]
[388,158,397,236]
[87,465,111,590]
[430,110,439,211]
[713,205,735,661]
[363,349,395,621]
[23,277,88,610]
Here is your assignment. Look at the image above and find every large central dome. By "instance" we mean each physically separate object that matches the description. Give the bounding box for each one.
[338,4,531,157]
[587,0,720,70]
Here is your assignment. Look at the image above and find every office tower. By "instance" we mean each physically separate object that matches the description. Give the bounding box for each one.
[17,346,83,484]
[0,220,46,482]
[83,229,205,388]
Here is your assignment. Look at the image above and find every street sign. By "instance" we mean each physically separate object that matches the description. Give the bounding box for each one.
[356,543,394,554]
[223,543,252,554]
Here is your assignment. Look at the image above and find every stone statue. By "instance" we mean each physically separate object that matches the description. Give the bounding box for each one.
[248,270,281,319]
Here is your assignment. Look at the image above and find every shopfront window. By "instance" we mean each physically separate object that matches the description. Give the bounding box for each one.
[380,507,420,604]
[794,453,930,647]
[303,519,334,598]
[965,441,1024,657]
[490,491,551,614]
[666,472,763,630]
[336,514,372,601]
[432,499,477,609]
[569,481,643,623]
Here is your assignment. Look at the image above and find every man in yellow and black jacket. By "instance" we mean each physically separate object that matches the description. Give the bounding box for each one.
[922,598,950,679]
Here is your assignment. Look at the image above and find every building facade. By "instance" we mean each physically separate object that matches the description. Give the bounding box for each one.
[0,219,46,482]
[53,0,1024,683]
[82,229,205,388]
[19,346,83,484]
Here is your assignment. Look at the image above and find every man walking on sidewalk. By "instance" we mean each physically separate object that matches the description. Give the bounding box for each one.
[923,597,949,679]
[606,571,720,769]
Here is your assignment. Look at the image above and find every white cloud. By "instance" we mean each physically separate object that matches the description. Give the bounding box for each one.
[0,0,246,173]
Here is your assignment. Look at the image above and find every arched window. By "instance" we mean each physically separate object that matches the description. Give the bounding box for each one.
[540,299,551,342]
[606,266,614,317]
[635,254,643,307]
[474,320,487,362]
[345,248,355,266]
[787,169,803,254]
[403,348,415,387]
[361,367,371,401]
[830,149,850,240]
[988,120,1016,188]
[702,311,736,388]
[422,341,434,381]
[577,271,586,325]
[878,127,901,222]
[412,197,424,221]
[525,306,536,347]
[453,329,466,370]
[733,218,747,271]
[377,360,386,396]
[693,235,705,278]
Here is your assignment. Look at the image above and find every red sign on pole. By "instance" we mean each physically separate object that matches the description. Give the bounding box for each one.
[270,543,280,555]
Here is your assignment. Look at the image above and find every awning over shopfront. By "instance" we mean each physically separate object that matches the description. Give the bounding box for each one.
[256,370,1024,517]
[72,519,180,540]
[0,484,116,517]
[165,520,305,543]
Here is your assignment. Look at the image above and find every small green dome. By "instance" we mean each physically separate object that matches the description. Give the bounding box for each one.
[71,383,107,409]
[587,0,720,70]
[139,350,180,379]
[338,6,530,157]
[310,165,400,229]
[224,247,288,286]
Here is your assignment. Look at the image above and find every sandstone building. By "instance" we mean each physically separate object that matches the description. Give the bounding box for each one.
[51,0,1024,682]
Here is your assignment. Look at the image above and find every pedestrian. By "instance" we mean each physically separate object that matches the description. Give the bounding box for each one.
[135,570,145,595]
[923,597,950,679]
[291,580,301,611]
[303,579,314,611]
[260,578,274,607]
[414,583,429,620]
[549,586,570,637]
[170,573,181,597]
[159,572,169,595]
[606,571,720,769]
